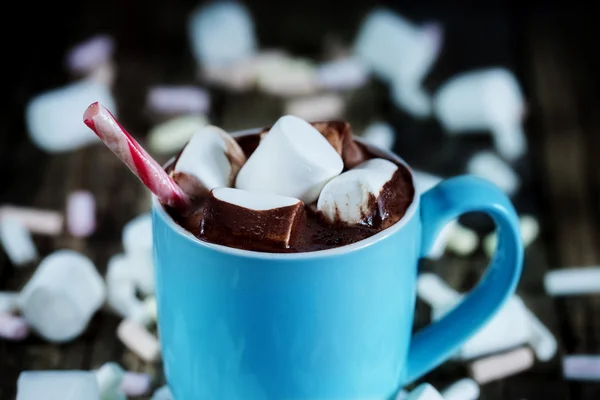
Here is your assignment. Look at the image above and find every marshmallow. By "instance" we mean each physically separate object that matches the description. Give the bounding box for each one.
[405,383,443,400]
[202,187,304,250]
[94,362,124,400]
[66,35,114,75]
[147,85,210,116]
[106,254,152,326]
[411,170,442,195]
[18,250,106,342]
[148,114,208,155]
[66,190,96,237]
[395,389,409,400]
[361,122,395,151]
[88,61,116,88]
[151,385,173,400]
[0,291,19,313]
[544,267,600,296]
[120,371,152,396]
[143,295,157,322]
[390,81,433,119]
[317,158,398,225]
[563,355,600,381]
[0,215,38,266]
[256,56,318,96]
[0,312,30,341]
[445,223,479,256]
[117,319,161,362]
[440,379,480,400]
[122,213,154,296]
[0,205,63,235]
[26,79,116,153]
[467,151,520,196]
[188,1,256,68]
[433,68,527,161]
[484,214,539,257]
[316,57,369,90]
[311,121,366,169]
[469,347,535,384]
[173,125,247,198]
[17,371,100,400]
[284,94,345,122]
[236,115,344,203]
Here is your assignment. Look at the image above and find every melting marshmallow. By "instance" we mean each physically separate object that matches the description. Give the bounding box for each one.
[117,319,161,362]
[484,214,539,257]
[469,347,535,384]
[236,115,343,203]
[440,379,480,400]
[0,291,19,313]
[0,215,38,266]
[562,355,600,381]
[0,205,63,236]
[18,250,106,342]
[173,126,247,199]
[26,79,116,153]
[316,57,369,90]
[544,267,600,296]
[467,151,520,196]
[0,312,30,341]
[147,85,210,116]
[66,190,96,237]
[361,122,395,151]
[202,188,304,250]
[317,158,398,225]
[94,362,124,400]
[405,383,443,400]
[17,371,100,400]
[122,213,154,296]
[148,114,208,155]
[433,68,527,161]
[284,94,345,122]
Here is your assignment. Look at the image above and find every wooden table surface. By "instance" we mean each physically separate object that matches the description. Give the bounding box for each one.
[2,2,600,399]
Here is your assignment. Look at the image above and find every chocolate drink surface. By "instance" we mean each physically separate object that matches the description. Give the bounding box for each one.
[165,121,414,253]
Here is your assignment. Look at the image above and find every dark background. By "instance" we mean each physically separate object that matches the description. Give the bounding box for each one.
[2,1,600,399]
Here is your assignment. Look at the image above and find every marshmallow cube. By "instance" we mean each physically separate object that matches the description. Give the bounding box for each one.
[467,151,520,196]
[445,223,479,256]
[122,214,154,296]
[0,312,30,341]
[147,85,210,116]
[0,216,38,266]
[0,206,63,236]
[544,267,600,296]
[236,115,344,203]
[440,378,480,400]
[67,190,96,237]
[17,371,100,400]
[94,362,124,400]
[18,250,106,342]
[0,291,19,313]
[411,170,442,195]
[484,214,539,257]
[563,355,600,381]
[361,122,395,151]
[469,347,535,384]
[256,56,318,97]
[148,114,208,155]
[26,80,116,153]
[284,94,345,122]
[66,34,114,75]
[120,371,152,396]
[117,319,161,362]
[316,57,369,90]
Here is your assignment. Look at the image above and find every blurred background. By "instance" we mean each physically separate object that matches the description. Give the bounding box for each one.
[1,1,600,399]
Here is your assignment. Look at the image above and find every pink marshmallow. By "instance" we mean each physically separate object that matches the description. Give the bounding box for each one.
[66,35,115,75]
[120,371,152,396]
[0,312,30,341]
[147,86,210,115]
[66,191,96,237]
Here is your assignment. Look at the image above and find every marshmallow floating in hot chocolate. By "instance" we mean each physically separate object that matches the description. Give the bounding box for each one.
[318,158,399,226]
[173,126,247,199]
[235,115,343,203]
[202,187,304,250]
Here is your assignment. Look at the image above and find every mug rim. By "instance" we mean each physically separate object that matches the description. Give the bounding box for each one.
[152,127,421,260]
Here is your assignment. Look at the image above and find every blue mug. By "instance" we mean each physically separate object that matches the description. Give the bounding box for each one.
[153,132,523,400]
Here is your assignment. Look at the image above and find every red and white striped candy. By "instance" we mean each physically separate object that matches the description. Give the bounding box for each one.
[83,102,191,211]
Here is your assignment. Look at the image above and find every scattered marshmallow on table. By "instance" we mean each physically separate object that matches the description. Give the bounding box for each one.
[148,114,208,155]
[120,371,153,397]
[0,312,30,341]
[404,383,443,400]
[117,318,161,363]
[122,213,155,296]
[256,56,318,96]
[26,79,116,153]
[0,216,38,266]
[202,188,304,249]
[66,190,96,237]
[151,385,173,400]
[188,0,256,69]
[469,346,535,384]
[317,158,398,225]
[316,57,369,90]
[444,222,479,256]
[0,291,18,313]
[0,205,63,236]
[94,362,124,400]
[467,151,520,196]
[236,115,343,203]
[18,250,106,342]
[65,34,114,76]
[284,94,345,122]
[544,267,600,296]
[440,378,480,400]
[17,371,100,400]
[147,85,210,116]
[433,68,527,161]
[484,214,539,257]
[562,355,600,381]
[361,122,395,151]
[173,126,247,199]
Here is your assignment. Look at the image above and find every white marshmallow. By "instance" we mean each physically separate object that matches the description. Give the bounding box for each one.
[440,379,479,400]
[433,68,527,160]
[26,79,116,153]
[17,371,100,400]
[120,371,152,396]
[317,158,398,225]
[284,94,345,122]
[544,267,600,296]
[405,383,444,400]
[0,215,38,266]
[316,57,369,90]
[0,312,30,341]
[424,220,456,259]
[469,347,535,384]
[0,291,19,313]
[390,82,433,119]
[66,190,96,237]
[66,35,114,75]
[523,305,558,362]
[147,85,210,115]
[484,214,539,257]
[122,213,154,296]
[18,250,106,342]
[173,125,247,194]
[361,122,395,151]
[236,115,344,203]
[562,355,600,381]
[0,205,63,236]
[106,254,152,326]
[189,1,256,68]
[151,385,173,400]
[256,57,318,96]
[148,114,208,155]
[117,319,161,362]
[94,362,124,400]
[467,151,520,196]
[143,295,157,322]
[445,223,479,256]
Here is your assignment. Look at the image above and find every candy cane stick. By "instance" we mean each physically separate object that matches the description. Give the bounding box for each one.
[83,102,191,211]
